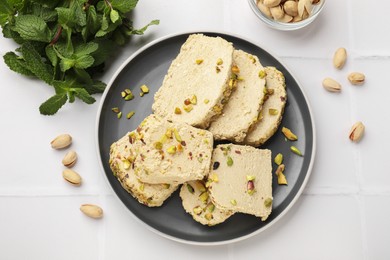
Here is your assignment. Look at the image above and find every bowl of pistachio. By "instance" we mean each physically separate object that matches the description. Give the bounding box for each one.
[248,0,326,31]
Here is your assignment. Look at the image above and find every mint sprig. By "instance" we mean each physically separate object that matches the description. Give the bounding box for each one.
[1,0,158,115]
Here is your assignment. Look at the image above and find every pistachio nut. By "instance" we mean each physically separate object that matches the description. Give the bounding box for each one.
[284,1,298,16]
[62,150,77,168]
[62,169,82,186]
[80,204,103,219]
[263,0,281,8]
[50,134,72,149]
[270,5,284,20]
[348,72,365,85]
[349,121,365,142]
[333,47,347,69]
[322,77,342,92]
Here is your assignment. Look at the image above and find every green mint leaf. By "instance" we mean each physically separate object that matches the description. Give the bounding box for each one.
[60,58,75,72]
[14,15,52,43]
[2,23,25,44]
[72,1,86,27]
[0,0,14,27]
[21,42,53,85]
[73,68,93,84]
[74,55,94,69]
[29,0,60,9]
[39,93,68,115]
[110,0,138,13]
[113,30,125,45]
[74,88,96,104]
[3,52,35,77]
[129,19,159,35]
[91,39,116,66]
[56,7,75,28]
[45,45,58,67]
[31,3,57,22]
[74,42,98,57]
[110,9,119,23]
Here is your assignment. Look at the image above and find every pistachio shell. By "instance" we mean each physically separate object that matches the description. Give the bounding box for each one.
[348,72,365,85]
[62,150,77,168]
[263,0,281,8]
[284,1,298,16]
[333,48,347,69]
[80,204,103,219]
[62,169,82,186]
[50,134,72,149]
[322,77,342,92]
[257,1,272,18]
[349,121,365,142]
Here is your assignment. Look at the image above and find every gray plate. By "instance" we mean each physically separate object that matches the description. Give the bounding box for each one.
[96,32,316,245]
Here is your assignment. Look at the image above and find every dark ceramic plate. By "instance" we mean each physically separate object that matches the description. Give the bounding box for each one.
[96,32,316,245]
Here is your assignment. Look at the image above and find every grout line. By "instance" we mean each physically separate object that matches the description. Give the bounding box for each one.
[347,1,369,259]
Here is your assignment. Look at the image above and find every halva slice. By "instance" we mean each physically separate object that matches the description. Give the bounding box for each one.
[133,114,214,185]
[208,50,266,142]
[152,34,234,129]
[208,144,273,221]
[109,133,178,207]
[180,179,234,226]
[244,66,287,146]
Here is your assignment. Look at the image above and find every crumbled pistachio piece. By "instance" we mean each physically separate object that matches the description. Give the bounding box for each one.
[193,206,202,215]
[274,153,283,165]
[205,213,213,221]
[246,175,255,181]
[216,66,221,73]
[174,107,182,114]
[166,145,177,154]
[173,128,182,142]
[209,173,219,183]
[190,95,197,105]
[267,88,275,95]
[230,199,237,206]
[124,94,134,101]
[248,189,256,195]
[183,104,193,112]
[139,183,145,191]
[154,142,163,150]
[247,180,255,193]
[199,192,209,203]
[259,70,266,79]
[204,99,209,104]
[290,146,303,156]
[231,65,240,74]
[216,58,223,65]
[121,91,127,98]
[122,160,131,170]
[276,164,287,185]
[197,156,203,163]
[117,112,122,119]
[282,127,298,141]
[187,184,195,194]
[140,92,144,97]
[269,108,278,115]
[194,181,206,192]
[226,156,233,166]
[177,143,183,152]
[111,107,120,113]
[196,59,204,65]
[126,111,135,119]
[264,198,273,208]
[140,84,149,94]
[206,203,215,213]
[163,184,170,189]
[212,105,222,114]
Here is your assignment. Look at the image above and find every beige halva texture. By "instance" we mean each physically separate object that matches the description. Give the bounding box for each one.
[208,144,273,221]
[244,66,287,146]
[152,34,235,129]
[208,49,267,142]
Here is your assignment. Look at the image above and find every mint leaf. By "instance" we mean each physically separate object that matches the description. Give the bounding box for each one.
[31,3,57,22]
[110,9,120,23]
[60,58,75,72]
[0,0,14,27]
[45,45,58,67]
[21,42,53,85]
[3,52,35,77]
[91,39,116,66]
[110,0,138,13]
[74,42,98,57]
[129,20,159,35]
[14,15,52,43]
[39,93,68,115]
[74,88,96,104]
[74,55,94,69]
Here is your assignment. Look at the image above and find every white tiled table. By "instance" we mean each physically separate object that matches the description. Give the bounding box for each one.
[1,0,389,259]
